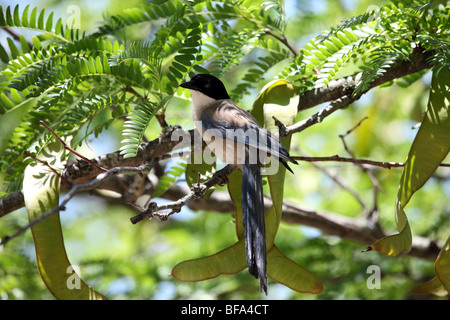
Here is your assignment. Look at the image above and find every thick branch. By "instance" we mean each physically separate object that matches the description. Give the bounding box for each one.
[1,155,442,261]
[2,151,429,219]
[0,190,24,218]
[1,162,153,246]
[297,47,432,112]
[274,48,432,138]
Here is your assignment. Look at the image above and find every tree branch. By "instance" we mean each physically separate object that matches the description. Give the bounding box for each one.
[339,117,382,220]
[161,184,442,261]
[0,190,24,219]
[1,27,33,50]
[283,93,363,137]
[277,48,432,138]
[5,150,441,219]
[293,155,418,169]
[63,126,193,184]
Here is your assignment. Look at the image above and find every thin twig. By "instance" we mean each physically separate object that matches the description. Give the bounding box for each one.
[338,116,381,220]
[264,28,298,57]
[264,30,320,81]
[295,155,450,168]
[40,121,107,172]
[338,116,369,143]
[23,151,63,179]
[286,93,360,137]
[125,86,168,128]
[293,155,401,169]
[129,165,235,224]
[310,156,369,212]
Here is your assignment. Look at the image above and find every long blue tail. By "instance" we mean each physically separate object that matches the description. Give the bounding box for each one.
[242,162,267,294]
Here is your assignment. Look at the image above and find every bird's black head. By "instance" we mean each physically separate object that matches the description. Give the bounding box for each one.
[180,74,230,100]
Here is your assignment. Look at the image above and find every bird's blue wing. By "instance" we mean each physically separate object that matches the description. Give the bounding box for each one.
[199,109,297,172]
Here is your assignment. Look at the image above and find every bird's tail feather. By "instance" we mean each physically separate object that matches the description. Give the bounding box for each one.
[242,163,267,294]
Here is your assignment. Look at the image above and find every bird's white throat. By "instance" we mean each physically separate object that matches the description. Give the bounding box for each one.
[190,90,217,115]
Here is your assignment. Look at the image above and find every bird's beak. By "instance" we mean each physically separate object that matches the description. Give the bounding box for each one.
[179,80,198,91]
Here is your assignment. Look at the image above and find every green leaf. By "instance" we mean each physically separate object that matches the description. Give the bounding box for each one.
[29,7,37,28]
[9,88,22,104]
[7,37,19,59]
[0,43,9,63]
[55,18,62,35]
[369,68,450,256]
[251,79,297,127]
[435,235,450,293]
[19,34,30,53]
[267,246,323,294]
[23,141,106,300]
[31,35,41,49]
[22,5,30,26]
[13,4,21,26]
[411,276,448,296]
[120,98,168,159]
[45,11,53,32]
[172,240,247,282]
[0,93,15,110]
[153,159,187,198]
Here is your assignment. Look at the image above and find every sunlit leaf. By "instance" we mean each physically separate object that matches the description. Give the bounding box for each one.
[267,246,323,294]
[435,235,450,293]
[171,240,247,281]
[23,141,106,300]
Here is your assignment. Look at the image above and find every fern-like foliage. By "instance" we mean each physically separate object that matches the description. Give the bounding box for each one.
[0,0,447,191]
[120,98,167,159]
[285,0,448,94]
[418,34,450,75]
[0,4,80,48]
[152,158,188,198]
